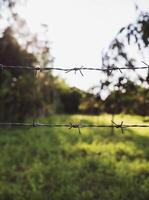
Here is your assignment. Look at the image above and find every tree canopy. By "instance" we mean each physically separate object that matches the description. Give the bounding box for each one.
[102,10,149,85]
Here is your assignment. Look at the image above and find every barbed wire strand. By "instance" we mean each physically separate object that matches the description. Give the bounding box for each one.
[0,121,149,134]
[0,61,149,76]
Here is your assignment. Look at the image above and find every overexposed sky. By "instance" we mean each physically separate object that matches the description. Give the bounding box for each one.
[19,0,149,91]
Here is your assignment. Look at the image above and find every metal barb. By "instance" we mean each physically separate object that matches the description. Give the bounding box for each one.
[107,68,113,76]
[112,120,125,134]
[69,122,82,135]
[141,61,149,67]
[36,67,41,71]
[118,68,123,73]
[33,120,37,127]
[79,66,84,76]
[65,68,75,74]
[141,61,149,76]
[66,67,84,76]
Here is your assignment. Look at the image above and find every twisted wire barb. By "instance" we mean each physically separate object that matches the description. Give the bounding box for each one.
[0,62,149,76]
[0,121,149,134]
[112,120,125,134]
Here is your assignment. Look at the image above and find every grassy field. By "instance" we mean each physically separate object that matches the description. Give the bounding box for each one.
[0,114,149,200]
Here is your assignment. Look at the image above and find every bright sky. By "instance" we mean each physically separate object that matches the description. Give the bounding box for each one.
[19,0,149,91]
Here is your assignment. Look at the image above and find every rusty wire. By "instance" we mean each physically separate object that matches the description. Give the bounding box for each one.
[0,121,149,134]
[0,61,149,76]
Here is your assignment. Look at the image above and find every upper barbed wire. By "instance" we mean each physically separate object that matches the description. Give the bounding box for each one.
[0,61,149,76]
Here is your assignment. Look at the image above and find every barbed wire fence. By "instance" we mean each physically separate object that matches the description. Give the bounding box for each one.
[0,121,149,134]
[0,61,149,76]
[0,61,149,134]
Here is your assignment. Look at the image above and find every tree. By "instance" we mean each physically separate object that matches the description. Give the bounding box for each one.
[102,10,149,85]
[100,8,149,116]
[0,0,55,121]
[104,80,149,116]
[0,27,37,121]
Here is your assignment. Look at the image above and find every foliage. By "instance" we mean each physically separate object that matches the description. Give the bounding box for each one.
[0,114,149,200]
[0,0,55,121]
[99,10,149,116]
[104,80,149,116]
[0,26,88,120]
[0,0,90,121]
[100,9,149,112]
[57,87,83,114]
[79,94,103,114]
[0,28,37,121]
[102,10,149,84]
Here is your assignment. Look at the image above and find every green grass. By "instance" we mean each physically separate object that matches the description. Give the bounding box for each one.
[0,114,149,200]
